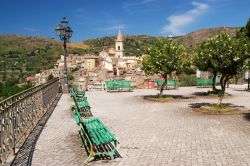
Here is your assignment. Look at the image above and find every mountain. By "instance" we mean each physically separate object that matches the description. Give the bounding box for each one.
[81,26,240,54]
[176,26,240,48]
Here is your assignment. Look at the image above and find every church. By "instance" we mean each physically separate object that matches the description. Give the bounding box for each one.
[99,30,140,79]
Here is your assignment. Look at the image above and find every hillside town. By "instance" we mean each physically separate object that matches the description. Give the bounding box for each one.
[31,29,250,91]
[31,30,147,90]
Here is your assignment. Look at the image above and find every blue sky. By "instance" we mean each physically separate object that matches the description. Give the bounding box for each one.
[0,0,249,41]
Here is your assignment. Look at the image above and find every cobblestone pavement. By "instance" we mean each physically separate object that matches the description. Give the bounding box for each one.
[32,85,250,166]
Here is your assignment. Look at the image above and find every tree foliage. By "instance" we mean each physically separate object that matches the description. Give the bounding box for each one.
[195,32,250,104]
[141,38,185,96]
[195,35,221,92]
[246,18,250,38]
[47,73,54,81]
[0,78,32,101]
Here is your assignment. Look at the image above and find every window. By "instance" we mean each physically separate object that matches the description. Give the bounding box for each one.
[118,46,120,50]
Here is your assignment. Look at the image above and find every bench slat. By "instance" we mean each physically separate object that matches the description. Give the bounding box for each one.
[84,118,117,145]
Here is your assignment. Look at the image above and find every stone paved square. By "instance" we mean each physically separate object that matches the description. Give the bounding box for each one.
[32,85,250,166]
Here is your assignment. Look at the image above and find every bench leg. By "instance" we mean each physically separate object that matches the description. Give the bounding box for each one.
[85,144,95,163]
[79,124,96,163]
[78,130,86,148]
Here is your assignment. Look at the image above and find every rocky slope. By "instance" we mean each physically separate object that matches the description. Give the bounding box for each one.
[177,26,240,48]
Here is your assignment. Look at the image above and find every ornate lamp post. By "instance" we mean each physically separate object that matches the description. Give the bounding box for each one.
[55,17,73,93]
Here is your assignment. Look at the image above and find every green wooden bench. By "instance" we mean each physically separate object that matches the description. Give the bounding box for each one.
[71,107,120,162]
[71,84,85,97]
[70,88,92,117]
[196,79,212,87]
[155,79,177,89]
[105,80,132,92]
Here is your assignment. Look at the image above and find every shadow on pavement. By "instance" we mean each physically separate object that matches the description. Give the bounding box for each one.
[243,113,250,121]
[189,102,212,108]
[233,89,250,92]
[144,94,194,99]
[189,102,244,109]
[192,91,232,97]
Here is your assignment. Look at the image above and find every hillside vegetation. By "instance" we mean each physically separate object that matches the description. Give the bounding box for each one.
[82,27,239,54]
[83,35,158,56]
[0,35,62,78]
[0,35,92,82]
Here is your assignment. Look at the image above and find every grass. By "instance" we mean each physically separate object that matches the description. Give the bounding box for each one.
[194,103,241,115]
[143,94,173,102]
[157,95,173,99]
[210,104,228,109]
[194,90,231,97]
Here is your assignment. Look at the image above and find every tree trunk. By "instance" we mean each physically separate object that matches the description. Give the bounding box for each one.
[218,76,226,105]
[248,78,250,91]
[159,75,167,97]
[218,75,231,105]
[212,71,218,92]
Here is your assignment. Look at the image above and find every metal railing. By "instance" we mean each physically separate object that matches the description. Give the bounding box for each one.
[0,78,60,165]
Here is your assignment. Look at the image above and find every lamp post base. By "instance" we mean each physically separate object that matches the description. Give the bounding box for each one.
[63,84,69,93]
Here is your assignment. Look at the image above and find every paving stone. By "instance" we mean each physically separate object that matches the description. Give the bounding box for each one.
[32,85,250,166]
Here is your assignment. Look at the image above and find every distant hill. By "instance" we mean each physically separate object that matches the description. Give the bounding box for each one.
[0,26,241,83]
[0,35,61,80]
[0,35,90,83]
[67,42,89,49]
[81,26,240,55]
[176,26,240,48]
[82,35,158,56]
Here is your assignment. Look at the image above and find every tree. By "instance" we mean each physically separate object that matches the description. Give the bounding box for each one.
[196,33,250,104]
[195,39,219,92]
[47,73,54,81]
[177,50,196,75]
[246,18,250,38]
[141,38,185,96]
[236,18,250,90]
[68,74,74,81]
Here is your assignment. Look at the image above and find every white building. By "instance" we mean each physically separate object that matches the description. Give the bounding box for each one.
[115,29,124,58]
[99,50,113,71]
[98,30,141,79]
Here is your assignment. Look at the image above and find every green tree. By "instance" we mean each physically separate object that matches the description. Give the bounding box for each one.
[68,74,74,81]
[246,18,250,38]
[236,18,250,90]
[196,33,249,104]
[21,83,32,90]
[195,40,219,92]
[141,38,185,96]
[47,73,54,81]
[0,82,3,95]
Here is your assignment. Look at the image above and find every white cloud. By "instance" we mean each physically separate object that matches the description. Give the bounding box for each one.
[161,1,209,36]
[97,24,126,32]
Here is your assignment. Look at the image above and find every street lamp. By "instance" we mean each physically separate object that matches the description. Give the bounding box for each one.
[55,17,73,93]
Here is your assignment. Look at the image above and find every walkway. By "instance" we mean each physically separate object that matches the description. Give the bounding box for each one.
[32,86,250,166]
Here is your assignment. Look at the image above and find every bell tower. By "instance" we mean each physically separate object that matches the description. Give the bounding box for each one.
[115,29,124,58]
